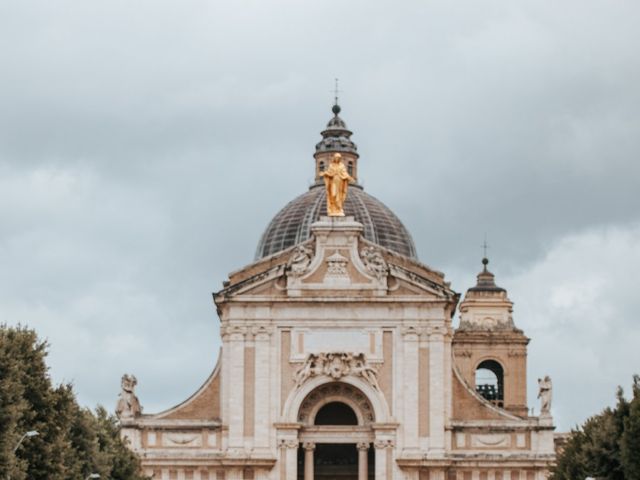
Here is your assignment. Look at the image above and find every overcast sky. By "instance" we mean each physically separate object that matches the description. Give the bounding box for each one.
[1,0,639,431]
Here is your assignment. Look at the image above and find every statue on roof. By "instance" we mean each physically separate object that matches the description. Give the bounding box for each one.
[537,375,552,415]
[116,374,142,420]
[320,153,355,216]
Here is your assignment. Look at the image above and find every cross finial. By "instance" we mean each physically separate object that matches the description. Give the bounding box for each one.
[333,78,340,106]
[481,235,490,259]
[480,235,491,271]
[330,78,342,115]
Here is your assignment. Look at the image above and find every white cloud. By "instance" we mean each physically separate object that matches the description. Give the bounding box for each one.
[504,224,640,429]
[0,0,639,432]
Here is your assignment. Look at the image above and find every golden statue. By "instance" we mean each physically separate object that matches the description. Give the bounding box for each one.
[320,153,355,216]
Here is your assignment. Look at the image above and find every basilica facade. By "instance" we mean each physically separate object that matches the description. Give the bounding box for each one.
[117,103,556,480]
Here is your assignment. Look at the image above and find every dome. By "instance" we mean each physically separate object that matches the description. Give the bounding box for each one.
[255,184,417,260]
[255,101,417,260]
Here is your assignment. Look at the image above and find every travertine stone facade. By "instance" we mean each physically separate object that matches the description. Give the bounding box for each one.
[121,217,555,479]
[119,105,555,479]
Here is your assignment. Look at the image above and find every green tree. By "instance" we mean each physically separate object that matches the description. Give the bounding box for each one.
[552,376,640,480]
[620,375,640,479]
[0,325,147,480]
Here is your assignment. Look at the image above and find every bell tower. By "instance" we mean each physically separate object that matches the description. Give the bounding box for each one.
[452,257,530,417]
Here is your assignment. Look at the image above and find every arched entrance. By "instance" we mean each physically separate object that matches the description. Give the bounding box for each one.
[296,382,375,480]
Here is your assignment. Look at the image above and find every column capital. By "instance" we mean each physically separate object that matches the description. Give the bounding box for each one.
[302,441,316,451]
[374,439,395,449]
[426,325,447,340]
[221,324,247,341]
[251,325,274,340]
[356,442,370,451]
[278,438,299,449]
[401,326,420,340]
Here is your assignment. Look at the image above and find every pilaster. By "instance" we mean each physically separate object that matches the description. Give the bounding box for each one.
[226,326,246,448]
[428,326,446,456]
[402,326,420,453]
[254,326,273,451]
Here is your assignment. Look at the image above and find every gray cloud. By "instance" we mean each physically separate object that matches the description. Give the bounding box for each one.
[0,0,639,429]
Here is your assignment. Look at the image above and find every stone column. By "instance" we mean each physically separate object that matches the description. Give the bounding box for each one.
[303,442,315,480]
[357,442,369,480]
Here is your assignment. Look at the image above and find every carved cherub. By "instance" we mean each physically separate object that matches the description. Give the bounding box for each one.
[351,353,380,390]
[294,358,314,387]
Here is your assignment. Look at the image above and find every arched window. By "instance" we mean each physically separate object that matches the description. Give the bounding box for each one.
[475,360,504,407]
[314,402,358,425]
[318,161,325,174]
[347,161,354,176]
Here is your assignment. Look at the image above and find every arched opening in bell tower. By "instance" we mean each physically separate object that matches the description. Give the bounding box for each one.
[475,359,504,407]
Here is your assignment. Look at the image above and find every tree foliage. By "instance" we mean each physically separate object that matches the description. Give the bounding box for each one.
[0,325,147,480]
[552,375,640,480]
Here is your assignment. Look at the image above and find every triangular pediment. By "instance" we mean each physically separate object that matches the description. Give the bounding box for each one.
[215,220,456,303]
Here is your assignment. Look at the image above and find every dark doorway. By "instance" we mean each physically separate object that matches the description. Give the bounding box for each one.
[297,443,374,480]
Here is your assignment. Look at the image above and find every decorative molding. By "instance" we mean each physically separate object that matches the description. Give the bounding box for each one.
[164,433,202,447]
[401,326,420,338]
[360,246,388,279]
[251,325,274,339]
[388,264,449,297]
[287,244,314,277]
[470,434,510,448]
[298,382,375,425]
[325,251,349,277]
[219,265,283,297]
[278,438,299,449]
[508,349,527,357]
[294,352,380,390]
[426,325,447,337]
[221,325,248,340]
[454,349,472,358]
[374,439,394,449]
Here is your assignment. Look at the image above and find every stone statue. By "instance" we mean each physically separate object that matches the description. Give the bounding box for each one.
[537,375,552,415]
[361,246,388,279]
[319,153,355,216]
[287,244,314,276]
[116,374,142,419]
[294,352,379,389]
[350,355,380,390]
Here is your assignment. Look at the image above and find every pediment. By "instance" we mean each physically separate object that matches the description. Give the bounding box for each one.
[215,217,456,302]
